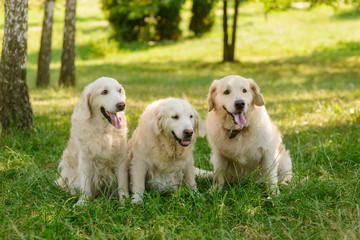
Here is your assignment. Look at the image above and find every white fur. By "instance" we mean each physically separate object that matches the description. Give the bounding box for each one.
[56,77,129,205]
[129,98,206,203]
[206,75,292,193]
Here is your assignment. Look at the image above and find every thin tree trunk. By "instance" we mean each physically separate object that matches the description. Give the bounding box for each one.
[36,0,55,87]
[58,0,77,87]
[223,0,230,62]
[0,0,33,131]
[223,0,239,62]
[230,0,240,61]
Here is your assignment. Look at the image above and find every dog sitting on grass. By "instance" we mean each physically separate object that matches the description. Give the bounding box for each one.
[128,98,208,203]
[206,75,292,193]
[56,77,129,206]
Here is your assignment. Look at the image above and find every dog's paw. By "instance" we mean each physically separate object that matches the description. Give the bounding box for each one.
[73,198,88,207]
[131,194,143,204]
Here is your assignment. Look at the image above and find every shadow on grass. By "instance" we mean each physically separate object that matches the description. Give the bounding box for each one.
[333,9,360,20]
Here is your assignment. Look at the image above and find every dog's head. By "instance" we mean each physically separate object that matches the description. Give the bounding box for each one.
[207,75,264,128]
[153,99,206,147]
[76,77,126,129]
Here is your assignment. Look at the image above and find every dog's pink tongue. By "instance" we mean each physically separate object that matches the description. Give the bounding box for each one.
[181,140,191,146]
[109,113,122,129]
[233,113,246,128]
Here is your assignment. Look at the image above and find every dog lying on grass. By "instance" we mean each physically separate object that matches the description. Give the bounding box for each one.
[128,98,207,203]
[206,75,292,193]
[56,77,129,206]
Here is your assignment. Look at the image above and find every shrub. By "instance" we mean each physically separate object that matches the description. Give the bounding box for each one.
[155,0,185,40]
[189,0,218,37]
[101,0,184,42]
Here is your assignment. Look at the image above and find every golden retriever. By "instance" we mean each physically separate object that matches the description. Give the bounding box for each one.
[129,98,207,203]
[206,75,292,193]
[56,77,129,205]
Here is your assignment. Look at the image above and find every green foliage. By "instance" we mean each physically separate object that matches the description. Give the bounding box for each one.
[190,0,218,36]
[345,0,360,12]
[155,0,184,40]
[101,0,155,42]
[101,0,184,42]
[261,0,293,12]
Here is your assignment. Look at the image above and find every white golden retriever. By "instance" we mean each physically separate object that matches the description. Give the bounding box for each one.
[56,77,129,205]
[129,98,207,203]
[206,75,292,193]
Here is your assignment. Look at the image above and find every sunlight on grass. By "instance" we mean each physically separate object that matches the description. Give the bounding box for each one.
[1,0,360,238]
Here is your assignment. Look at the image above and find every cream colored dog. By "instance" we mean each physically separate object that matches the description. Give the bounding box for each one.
[206,75,292,193]
[129,98,206,203]
[56,77,129,205]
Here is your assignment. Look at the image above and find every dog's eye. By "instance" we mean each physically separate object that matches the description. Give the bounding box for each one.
[118,89,122,93]
[224,89,230,95]
[101,90,108,95]
[242,88,247,93]
[190,115,193,119]
[172,115,179,120]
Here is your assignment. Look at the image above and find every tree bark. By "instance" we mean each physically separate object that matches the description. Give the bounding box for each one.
[0,0,33,131]
[58,0,77,87]
[36,0,56,87]
[223,0,240,62]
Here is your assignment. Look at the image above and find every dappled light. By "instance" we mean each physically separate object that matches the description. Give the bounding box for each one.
[0,0,359,238]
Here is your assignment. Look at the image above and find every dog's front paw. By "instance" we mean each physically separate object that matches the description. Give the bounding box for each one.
[131,194,143,204]
[73,198,88,207]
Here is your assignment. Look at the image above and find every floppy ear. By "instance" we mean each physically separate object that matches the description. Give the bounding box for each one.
[249,78,265,106]
[150,108,163,136]
[193,108,206,137]
[75,85,92,119]
[207,80,219,112]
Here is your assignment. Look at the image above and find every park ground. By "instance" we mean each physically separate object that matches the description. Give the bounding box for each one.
[0,0,360,238]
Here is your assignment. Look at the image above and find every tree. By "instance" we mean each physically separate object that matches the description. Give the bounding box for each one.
[223,0,240,62]
[36,0,56,87]
[0,0,33,132]
[58,0,77,87]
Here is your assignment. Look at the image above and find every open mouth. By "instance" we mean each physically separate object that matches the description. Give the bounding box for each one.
[101,107,122,129]
[171,131,192,147]
[223,106,246,128]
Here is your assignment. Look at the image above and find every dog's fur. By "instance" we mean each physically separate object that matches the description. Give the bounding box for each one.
[206,75,292,192]
[56,77,129,205]
[129,98,206,203]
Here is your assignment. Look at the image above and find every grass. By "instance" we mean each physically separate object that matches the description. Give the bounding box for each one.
[1,0,360,238]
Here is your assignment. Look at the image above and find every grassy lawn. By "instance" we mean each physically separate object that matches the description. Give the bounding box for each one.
[1,0,360,238]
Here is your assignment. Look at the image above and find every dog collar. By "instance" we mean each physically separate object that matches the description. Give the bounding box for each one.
[222,127,242,139]
[229,129,241,139]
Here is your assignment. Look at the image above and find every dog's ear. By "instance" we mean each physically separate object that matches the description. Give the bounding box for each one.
[249,78,265,106]
[207,80,219,112]
[193,108,206,137]
[150,108,163,136]
[75,85,92,119]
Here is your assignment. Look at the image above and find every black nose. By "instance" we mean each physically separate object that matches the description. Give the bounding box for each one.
[183,129,193,138]
[234,100,245,111]
[116,102,126,111]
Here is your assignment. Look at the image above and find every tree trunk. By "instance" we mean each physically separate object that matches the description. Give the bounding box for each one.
[0,0,33,131]
[58,0,77,87]
[36,0,56,87]
[223,0,240,62]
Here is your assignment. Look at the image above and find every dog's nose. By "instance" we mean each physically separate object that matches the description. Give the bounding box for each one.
[183,129,193,138]
[116,102,126,111]
[234,100,245,111]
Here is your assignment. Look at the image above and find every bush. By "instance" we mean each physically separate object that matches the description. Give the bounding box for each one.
[189,0,218,37]
[155,0,184,40]
[101,0,155,42]
[101,0,184,42]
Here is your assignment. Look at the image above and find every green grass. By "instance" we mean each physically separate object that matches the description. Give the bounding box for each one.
[1,0,360,238]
